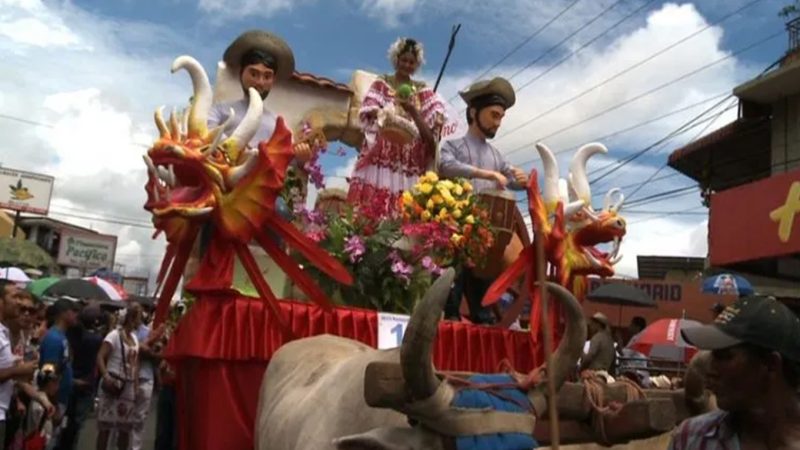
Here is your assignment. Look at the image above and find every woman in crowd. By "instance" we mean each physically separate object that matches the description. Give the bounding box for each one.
[347,37,447,215]
[95,303,142,450]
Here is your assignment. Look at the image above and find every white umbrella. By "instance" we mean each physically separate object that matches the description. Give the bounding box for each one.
[0,267,31,283]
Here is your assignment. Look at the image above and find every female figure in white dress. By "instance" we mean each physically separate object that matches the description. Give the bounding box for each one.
[95,304,142,450]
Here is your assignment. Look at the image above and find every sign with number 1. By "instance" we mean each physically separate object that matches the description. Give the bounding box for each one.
[377,312,410,349]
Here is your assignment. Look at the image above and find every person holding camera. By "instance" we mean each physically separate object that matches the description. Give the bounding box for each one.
[95,304,142,450]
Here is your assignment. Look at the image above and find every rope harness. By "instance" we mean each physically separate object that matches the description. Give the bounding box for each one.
[580,370,647,446]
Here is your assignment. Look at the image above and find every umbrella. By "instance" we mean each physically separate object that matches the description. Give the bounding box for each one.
[43,278,124,301]
[702,273,753,296]
[0,237,57,270]
[27,277,61,298]
[0,267,31,283]
[83,277,128,301]
[626,318,700,363]
[586,282,656,327]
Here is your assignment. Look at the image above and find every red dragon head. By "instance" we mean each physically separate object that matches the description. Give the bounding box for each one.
[535,142,627,279]
[144,56,292,245]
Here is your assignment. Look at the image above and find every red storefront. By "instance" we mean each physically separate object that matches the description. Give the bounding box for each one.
[668,31,800,307]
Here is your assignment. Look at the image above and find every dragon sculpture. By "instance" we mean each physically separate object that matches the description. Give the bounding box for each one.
[144,55,352,330]
[484,142,626,338]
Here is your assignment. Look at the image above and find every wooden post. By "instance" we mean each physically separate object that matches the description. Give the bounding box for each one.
[534,232,559,448]
[11,211,20,238]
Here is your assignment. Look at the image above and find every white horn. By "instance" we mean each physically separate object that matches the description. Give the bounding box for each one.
[171,56,212,137]
[603,188,625,212]
[228,88,263,153]
[569,143,607,204]
[535,143,560,208]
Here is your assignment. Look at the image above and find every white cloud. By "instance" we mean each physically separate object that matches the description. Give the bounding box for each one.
[195,0,313,20]
[614,217,708,278]
[306,154,357,208]
[0,0,191,284]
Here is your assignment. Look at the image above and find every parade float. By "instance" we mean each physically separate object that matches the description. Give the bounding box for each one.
[144,37,704,449]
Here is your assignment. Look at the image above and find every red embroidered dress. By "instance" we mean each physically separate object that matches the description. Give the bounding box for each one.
[347,76,446,214]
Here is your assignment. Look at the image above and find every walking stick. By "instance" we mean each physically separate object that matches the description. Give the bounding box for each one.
[433,24,461,92]
[534,229,560,448]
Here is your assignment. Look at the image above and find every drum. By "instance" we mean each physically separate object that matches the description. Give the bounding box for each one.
[472,190,529,280]
[378,107,419,145]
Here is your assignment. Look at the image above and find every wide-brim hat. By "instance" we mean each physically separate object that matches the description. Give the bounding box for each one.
[459,77,516,109]
[591,312,610,328]
[223,30,295,81]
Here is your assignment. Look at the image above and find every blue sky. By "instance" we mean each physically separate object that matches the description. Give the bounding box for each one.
[0,0,793,278]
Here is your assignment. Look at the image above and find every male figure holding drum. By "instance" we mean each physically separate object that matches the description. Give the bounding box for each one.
[438,77,528,324]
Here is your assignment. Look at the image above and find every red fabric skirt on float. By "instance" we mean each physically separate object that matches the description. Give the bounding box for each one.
[164,292,545,450]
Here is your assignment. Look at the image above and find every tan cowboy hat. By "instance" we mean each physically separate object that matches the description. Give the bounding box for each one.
[591,312,610,328]
[458,77,516,109]
[223,30,295,80]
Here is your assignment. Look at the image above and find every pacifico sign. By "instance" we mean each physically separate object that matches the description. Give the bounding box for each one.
[57,230,117,271]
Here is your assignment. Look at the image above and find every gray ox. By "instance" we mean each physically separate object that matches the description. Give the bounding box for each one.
[255,271,711,449]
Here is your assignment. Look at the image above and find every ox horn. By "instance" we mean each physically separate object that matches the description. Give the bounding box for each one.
[568,143,607,204]
[400,269,456,401]
[228,87,263,155]
[528,282,587,417]
[171,56,212,138]
[603,188,624,213]
[535,143,560,209]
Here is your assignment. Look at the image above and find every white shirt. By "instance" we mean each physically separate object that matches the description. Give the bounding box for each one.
[0,324,15,420]
[104,329,139,382]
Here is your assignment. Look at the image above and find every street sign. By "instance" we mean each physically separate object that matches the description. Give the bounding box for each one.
[0,167,54,215]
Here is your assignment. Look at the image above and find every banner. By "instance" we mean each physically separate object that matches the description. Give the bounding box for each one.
[710,167,800,265]
[57,230,117,271]
[0,167,54,215]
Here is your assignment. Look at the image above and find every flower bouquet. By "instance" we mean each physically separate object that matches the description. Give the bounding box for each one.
[291,190,438,314]
[398,171,495,270]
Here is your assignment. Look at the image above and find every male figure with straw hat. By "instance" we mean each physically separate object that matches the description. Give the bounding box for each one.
[208,30,313,163]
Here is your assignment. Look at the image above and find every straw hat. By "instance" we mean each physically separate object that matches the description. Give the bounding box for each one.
[223,30,295,80]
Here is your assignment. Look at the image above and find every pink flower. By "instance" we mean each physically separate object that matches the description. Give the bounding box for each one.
[344,235,366,263]
[305,229,326,243]
[390,258,413,284]
[421,256,443,275]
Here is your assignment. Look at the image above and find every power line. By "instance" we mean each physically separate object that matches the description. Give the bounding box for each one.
[494,0,767,143]
[505,0,628,84]
[515,0,659,92]
[508,91,730,166]
[48,209,153,229]
[446,0,584,103]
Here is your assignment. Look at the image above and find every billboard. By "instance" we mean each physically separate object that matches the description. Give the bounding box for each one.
[710,167,800,266]
[0,167,54,215]
[57,230,117,271]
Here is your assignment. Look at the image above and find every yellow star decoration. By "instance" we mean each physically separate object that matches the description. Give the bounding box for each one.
[769,181,800,243]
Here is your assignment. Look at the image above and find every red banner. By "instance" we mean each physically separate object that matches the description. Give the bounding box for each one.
[710,168,800,266]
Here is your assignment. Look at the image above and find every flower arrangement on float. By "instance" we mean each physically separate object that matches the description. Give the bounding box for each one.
[290,171,496,314]
[398,171,495,270]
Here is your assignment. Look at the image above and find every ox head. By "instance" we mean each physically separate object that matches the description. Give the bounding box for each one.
[536,142,626,275]
[144,56,287,243]
[334,270,587,450]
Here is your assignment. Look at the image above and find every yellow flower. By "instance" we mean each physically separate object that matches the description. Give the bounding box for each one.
[445,196,456,207]
[440,179,455,190]
[438,186,452,198]
[453,184,464,196]
[424,171,439,183]
[462,181,473,193]
[402,191,414,205]
[465,214,475,224]
[453,209,462,219]
[426,199,435,210]
[421,210,432,221]
[438,207,448,218]
[451,233,463,245]
[432,194,444,205]
[419,183,433,194]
